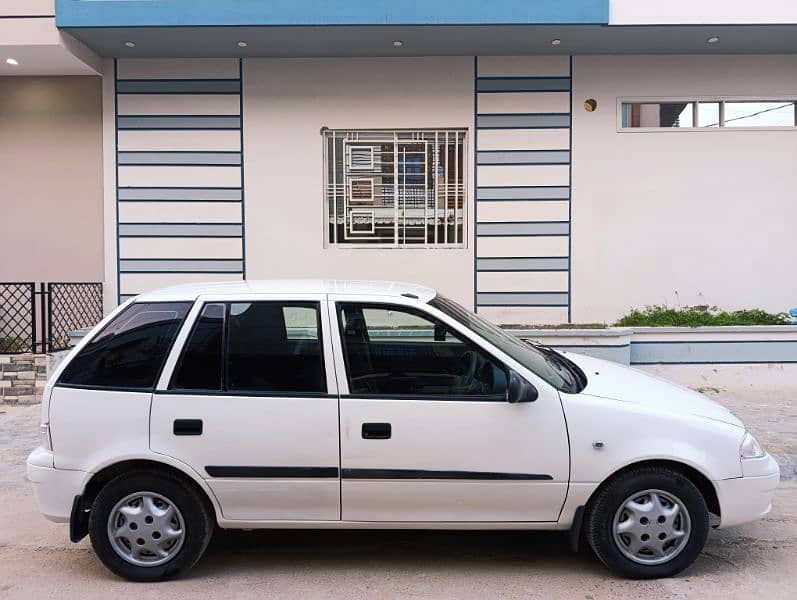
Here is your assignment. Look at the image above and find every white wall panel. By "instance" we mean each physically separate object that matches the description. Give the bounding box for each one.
[478,200,569,222]
[117,129,241,152]
[477,236,569,257]
[477,92,570,115]
[120,237,243,259]
[118,165,241,187]
[120,272,241,295]
[117,94,241,115]
[478,164,570,187]
[477,271,569,292]
[477,306,569,326]
[477,129,570,151]
[117,58,240,79]
[477,56,570,77]
[118,202,242,224]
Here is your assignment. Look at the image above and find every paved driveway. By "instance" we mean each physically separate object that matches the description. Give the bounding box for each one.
[0,386,794,599]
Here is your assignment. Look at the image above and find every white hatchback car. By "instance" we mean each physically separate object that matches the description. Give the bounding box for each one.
[28,280,779,581]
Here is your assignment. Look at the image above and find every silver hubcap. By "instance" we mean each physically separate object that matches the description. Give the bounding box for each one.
[612,489,691,566]
[107,491,185,567]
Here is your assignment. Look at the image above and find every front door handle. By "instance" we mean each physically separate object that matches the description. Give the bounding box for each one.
[362,422,391,439]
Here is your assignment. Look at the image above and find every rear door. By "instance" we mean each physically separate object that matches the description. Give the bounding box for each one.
[150,294,341,522]
[330,295,570,523]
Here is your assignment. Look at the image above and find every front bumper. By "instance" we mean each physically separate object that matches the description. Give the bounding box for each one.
[715,453,780,528]
[26,447,87,523]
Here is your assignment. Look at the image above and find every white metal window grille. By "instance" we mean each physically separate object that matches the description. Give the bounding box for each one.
[324,129,467,246]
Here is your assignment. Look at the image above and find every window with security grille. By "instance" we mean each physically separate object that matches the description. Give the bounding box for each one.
[324,129,467,246]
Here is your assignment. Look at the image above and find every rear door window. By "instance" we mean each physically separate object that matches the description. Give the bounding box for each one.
[169,301,326,394]
[58,302,191,390]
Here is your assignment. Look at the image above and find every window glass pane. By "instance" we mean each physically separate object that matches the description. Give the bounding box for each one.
[621,102,694,128]
[697,102,720,128]
[170,303,224,390]
[227,302,326,393]
[429,295,577,392]
[724,101,796,127]
[338,303,507,398]
[59,302,191,389]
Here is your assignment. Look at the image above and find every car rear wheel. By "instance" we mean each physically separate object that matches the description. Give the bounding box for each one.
[585,466,709,579]
[88,471,212,581]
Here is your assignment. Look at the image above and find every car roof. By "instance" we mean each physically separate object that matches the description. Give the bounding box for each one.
[133,279,437,303]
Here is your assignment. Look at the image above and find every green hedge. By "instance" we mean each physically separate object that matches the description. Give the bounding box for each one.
[615,305,791,327]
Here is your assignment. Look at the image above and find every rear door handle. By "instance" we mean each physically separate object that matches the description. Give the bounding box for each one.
[362,422,391,439]
[174,419,203,436]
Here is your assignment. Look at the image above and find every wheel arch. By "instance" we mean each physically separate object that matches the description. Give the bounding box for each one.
[79,458,220,523]
[586,459,721,520]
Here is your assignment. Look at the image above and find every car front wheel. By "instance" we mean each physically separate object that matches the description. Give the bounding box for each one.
[88,471,213,581]
[584,466,710,579]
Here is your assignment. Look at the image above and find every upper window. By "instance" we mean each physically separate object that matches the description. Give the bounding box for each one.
[59,302,191,390]
[621,100,797,129]
[324,129,467,247]
[170,301,326,394]
[337,302,507,399]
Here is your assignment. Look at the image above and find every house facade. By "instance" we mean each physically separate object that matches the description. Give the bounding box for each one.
[3,1,797,325]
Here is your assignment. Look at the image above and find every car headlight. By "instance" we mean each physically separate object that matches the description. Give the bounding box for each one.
[740,432,764,459]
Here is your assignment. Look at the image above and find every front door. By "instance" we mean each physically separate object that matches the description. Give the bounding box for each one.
[150,295,340,521]
[330,298,570,522]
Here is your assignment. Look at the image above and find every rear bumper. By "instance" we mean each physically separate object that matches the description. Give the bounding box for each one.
[26,448,86,523]
[715,453,780,528]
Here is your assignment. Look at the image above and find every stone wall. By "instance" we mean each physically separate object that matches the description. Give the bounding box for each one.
[0,354,48,404]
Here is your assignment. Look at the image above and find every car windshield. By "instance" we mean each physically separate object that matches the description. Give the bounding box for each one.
[428,295,585,393]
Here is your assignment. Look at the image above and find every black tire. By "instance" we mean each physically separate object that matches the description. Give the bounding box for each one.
[88,470,213,581]
[584,466,709,579]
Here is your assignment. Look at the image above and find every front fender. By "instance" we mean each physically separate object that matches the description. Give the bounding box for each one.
[561,393,745,485]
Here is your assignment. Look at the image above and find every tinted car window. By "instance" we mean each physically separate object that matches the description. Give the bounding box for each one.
[59,302,191,389]
[226,302,326,394]
[170,303,224,391]
[337,303,507,399]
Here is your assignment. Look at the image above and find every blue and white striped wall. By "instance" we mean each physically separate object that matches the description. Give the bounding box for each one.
[474,56,572,324]
[115,58,246,302]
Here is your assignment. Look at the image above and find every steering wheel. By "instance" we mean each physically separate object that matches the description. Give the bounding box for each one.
[459,351,480,388]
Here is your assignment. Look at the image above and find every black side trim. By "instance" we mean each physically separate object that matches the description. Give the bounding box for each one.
[342,394,507,403]
[69,495,89,543]
[341,468,553,481]
[158,389,337,399]
[568,505,586,553]
[205,466,339,478]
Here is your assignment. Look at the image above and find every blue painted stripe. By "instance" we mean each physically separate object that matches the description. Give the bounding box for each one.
[477,78,571,93]
[630,340,797,364]
[478,150,570,165]
[117,79,241,94]
[117,115,241,130]
[477,186,570,201]
[477,114,570,128]
[118,223,243,237]
[477,221,570,237]
[118,151,242,166]
[118,187,242,201]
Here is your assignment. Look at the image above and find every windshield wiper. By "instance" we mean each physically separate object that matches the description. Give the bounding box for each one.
[525,341,581,390]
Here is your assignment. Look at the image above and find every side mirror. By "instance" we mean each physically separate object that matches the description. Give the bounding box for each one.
[507,370,538,403]
[433,323,447,342]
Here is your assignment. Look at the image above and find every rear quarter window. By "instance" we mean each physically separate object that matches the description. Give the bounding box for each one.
[58,302,191,390]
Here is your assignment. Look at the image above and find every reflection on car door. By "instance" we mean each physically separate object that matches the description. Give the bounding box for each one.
[331,298,570,522]
[150,296,341,521]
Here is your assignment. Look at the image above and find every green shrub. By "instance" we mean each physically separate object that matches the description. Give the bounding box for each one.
[614,305,791,327]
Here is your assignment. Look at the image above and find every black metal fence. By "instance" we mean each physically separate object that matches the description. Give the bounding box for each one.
[0,282,103,353]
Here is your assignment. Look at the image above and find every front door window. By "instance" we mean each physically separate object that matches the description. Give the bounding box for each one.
[336,303,507,400]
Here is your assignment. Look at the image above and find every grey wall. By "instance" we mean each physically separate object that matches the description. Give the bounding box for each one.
[0,76,104,282]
